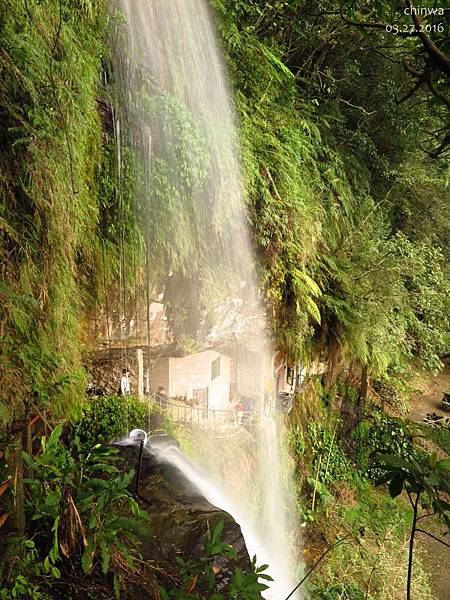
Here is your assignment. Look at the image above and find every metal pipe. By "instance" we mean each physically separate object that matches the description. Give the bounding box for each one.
[135,439,145,496]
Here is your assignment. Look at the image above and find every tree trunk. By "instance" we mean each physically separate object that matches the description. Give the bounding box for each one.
[407,492,420,600]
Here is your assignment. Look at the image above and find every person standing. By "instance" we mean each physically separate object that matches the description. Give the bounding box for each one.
[120,368,130,397]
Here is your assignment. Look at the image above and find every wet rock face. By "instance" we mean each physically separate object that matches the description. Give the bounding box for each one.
[116,441,251,590]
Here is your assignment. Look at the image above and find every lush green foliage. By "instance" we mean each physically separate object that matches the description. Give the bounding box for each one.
[1,1,449,598]
[211,0,449,374]
[74,394,149,445]
[307,482,434,600]
[340,0,450,158]
[0,539,53,600]
[73,394,176,447]
[1,425,148,598]
[1,0,448,420]
[305,422,356,507]
[0,0,99,424]
[289,382,447,598]
[351,412,414,480]
[0,0,144,426]
[26,427,148,574]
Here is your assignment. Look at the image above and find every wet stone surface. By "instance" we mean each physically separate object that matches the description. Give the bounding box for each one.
[115,441,252,591]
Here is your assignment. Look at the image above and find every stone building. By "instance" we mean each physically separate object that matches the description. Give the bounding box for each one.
[150,350,232,411]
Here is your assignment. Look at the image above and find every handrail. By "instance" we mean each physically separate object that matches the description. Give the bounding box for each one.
[151,392,247,414]
[145,391,255,433]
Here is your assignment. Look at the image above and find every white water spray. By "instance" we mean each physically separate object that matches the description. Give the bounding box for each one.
[112,0,301,597]
[151,439,296,599]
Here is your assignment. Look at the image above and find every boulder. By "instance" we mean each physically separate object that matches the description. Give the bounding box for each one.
[115,440,252,591]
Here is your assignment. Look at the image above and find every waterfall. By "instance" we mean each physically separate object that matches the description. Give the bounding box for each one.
[112,0,300,597]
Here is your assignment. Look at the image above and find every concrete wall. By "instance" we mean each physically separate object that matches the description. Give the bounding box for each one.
[150,350,231,410]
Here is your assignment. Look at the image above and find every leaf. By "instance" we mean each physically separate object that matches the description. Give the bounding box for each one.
[295,270,322,297]
[114,574,121,599]
[88,465,118,474]
[212,519,224,546]
[159,587,169,600]
[81,541,96,574]
[47,424,63,448]
[433,499,450,513]
[256,41,294,80]
[389,474,404,498]
[437,459,450,472]
[232,568,243,588]
[424,473,440,487]
[51,566,61,579]
[305,297,321,324]
[258,573,274,581]
[99,539,111,575]
[375,453,418,473]
[49,516,60,563]
[428,452,438,469]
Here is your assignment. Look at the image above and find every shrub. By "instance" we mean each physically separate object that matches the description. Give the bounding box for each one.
[0,425,148,599]
[302,423,358,517]
[418,422,450,454]
[310,582,365,600]
[351,411,414,481]
[74,395,151,446]
[307,423,354,486]
[160,520,269,600]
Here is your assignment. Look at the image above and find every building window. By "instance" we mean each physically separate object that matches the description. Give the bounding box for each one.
[211,357,220,381]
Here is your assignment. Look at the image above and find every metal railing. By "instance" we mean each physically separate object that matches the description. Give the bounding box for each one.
[145,392,254,433]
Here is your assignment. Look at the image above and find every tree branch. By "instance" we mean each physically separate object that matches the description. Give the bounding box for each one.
[339,6,414,38]
[406,0,450,77]
[425,68,450,109]
[284,528,364,599]
[416,511,435,521]
[416,528,450,549]
[397,78,425,103]
[420,132,450,158]
[339,98,376,115]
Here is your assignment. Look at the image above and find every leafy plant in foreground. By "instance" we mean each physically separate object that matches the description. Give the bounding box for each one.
[0,539,52,600]
[20,425,148,595]
[377,452,450,600]
[160,519,271,600]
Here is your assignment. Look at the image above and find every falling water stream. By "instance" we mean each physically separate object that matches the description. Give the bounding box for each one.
[112,0,300,597]
[151,438,298,599]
